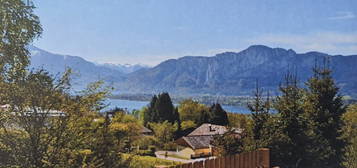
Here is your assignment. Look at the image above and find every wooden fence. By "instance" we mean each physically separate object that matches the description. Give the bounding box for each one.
[168,148,270,168]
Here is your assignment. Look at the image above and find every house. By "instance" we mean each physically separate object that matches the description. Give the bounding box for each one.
[176,123,242,159]
[140,126,153,136]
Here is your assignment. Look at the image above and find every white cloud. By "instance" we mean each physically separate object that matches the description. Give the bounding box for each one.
[246,32,357,55]
[328,11,355,20]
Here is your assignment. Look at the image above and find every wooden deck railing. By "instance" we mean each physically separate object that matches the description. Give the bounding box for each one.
[168,148,270,168]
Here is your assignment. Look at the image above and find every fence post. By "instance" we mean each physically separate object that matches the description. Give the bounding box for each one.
[220,157,225,168]
[225,155,231,168]
[252,150,257,168]
[234,154,240,168]
[258,148,270,168]
[230,154,235,168]
[184,163,191,168]
[193,161,203,168]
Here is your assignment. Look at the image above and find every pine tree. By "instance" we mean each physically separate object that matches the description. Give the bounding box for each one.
[144,95,158,126]
[92,114,122,168]
[154,92,177,123]
[247,82,271,149]
[197,109,211,125]
[144,93,180,126]
[304,61,346,168]
[209,103,229,126]
[273,71,309,168]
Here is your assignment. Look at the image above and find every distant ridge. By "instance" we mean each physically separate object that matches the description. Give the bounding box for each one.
[29,45,357,97]
[29,46,145,90]
[115,45,357,97]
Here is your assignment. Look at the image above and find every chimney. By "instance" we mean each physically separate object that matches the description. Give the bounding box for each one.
[209,124,213,132]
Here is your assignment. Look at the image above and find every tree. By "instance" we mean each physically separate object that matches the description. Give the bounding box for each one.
[304,62,346,168]
[143,93,180,126]
[154,93,178,124]
[149,121,178,145]
[178,99,209,125]
[342,104,357,168]
[143,95,158,126]
[0,0,42,80]
[180,120,197,131]
[197,108,211,125]
[272,71,309,168]
[0,68,126,167]
[208,103,229,126]
[0,1,131,167]
[211,129,244,156]
[109,111,142,152]
[247,82,271,149]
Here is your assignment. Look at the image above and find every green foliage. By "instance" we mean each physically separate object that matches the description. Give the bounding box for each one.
[211,129,244,156]
[149,121,178,145]
[0,68,127,167]
[178,99,209,125]
[227,113,252,129]
[303,64,346,168]
[143,93,180,126]
[0,2,128,165]
[109,112,142,154]
[132,107,146,124]
[122,154,179,168]
[0,0,42,79]
[245,65,347,168]
[342,104,357,168]
[132,136,158,151]
[247,83,272,149]
[144,95,158,126]
[208,103,229,126]
[180,120,197,131]
[271,72,310,168]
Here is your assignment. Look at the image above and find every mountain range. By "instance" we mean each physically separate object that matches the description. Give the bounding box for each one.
[29,46,147,90]
[29,45,357,97]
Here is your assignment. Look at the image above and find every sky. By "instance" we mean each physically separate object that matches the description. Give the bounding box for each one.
[32,0,357,65]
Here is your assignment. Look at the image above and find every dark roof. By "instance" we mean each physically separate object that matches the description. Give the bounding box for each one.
[140,126,152,134]
[188,123,242,136]
[176,124,243,149]
[178,135,214,149]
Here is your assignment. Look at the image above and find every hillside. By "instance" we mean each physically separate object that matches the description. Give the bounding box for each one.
[116,45,357,96]
[29,45,357,97]
[29,46,125,90]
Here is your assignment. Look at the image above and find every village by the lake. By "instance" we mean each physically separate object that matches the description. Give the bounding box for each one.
[0,0,356,168]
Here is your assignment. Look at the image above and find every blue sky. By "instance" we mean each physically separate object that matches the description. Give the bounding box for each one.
[32,0,357,65]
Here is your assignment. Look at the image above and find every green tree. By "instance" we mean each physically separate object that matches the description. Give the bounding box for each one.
[180,120,197,131]
[0,69,127,167]
[272,72,309,168]
[208,103,229,126]
[0,0,42,80]
[304,63,346,168]
[227,113,251,130]
[144,93,180,126]
[154,93,178,124]
[247,83,272,149]
[342,104,357,168]
[0,1,130,167]
[149,121,178,145]
[211,129,244,156]
[178,99,209,125]
[143,95,158,126]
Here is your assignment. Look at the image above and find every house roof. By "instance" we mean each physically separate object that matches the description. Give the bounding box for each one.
[178,135,214,149]
[188,123,242,136]
[176,124,243,149]
[140,126,152,134]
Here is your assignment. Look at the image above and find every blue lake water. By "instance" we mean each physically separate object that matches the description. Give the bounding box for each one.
[105,99,251,114]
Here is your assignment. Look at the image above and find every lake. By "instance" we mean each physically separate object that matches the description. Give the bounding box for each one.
[105,99,251,114]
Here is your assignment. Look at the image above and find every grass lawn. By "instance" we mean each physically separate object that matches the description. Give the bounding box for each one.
[122,154,181,168]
